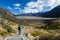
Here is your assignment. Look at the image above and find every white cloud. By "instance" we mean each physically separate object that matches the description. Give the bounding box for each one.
[13,3,22,13]
[48,0,56,6]
[23,7,32,13]
[15,7,20,10]
[27,2,38,8]
[23,0,60,13]
[13,4,20,7]
[8,6,12,9]
[23,7,39,13]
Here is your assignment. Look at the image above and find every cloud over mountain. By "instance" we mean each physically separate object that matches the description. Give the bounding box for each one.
[23,0,60,13]
[5,0,60,15]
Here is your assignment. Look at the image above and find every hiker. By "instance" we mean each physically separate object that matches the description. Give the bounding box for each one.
[18,25,22,34]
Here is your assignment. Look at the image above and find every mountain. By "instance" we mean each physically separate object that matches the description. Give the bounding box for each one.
[0,7,21,23]
[15,5,60,18]
[0,7,20,36]
[41,5,60,18]
[15,12,43,16]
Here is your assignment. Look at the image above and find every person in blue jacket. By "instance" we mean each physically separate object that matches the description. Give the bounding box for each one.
[18,25,22,34]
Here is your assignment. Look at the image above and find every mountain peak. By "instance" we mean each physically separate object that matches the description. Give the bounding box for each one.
[39,5,60,18]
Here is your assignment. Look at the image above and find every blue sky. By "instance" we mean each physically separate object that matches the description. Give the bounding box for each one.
[0,0,30,8]
[0,0,60,15]
[0,0,31,15]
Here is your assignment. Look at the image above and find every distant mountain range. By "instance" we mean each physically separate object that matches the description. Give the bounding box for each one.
[41,5,60,18]
[15,5,60,18]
